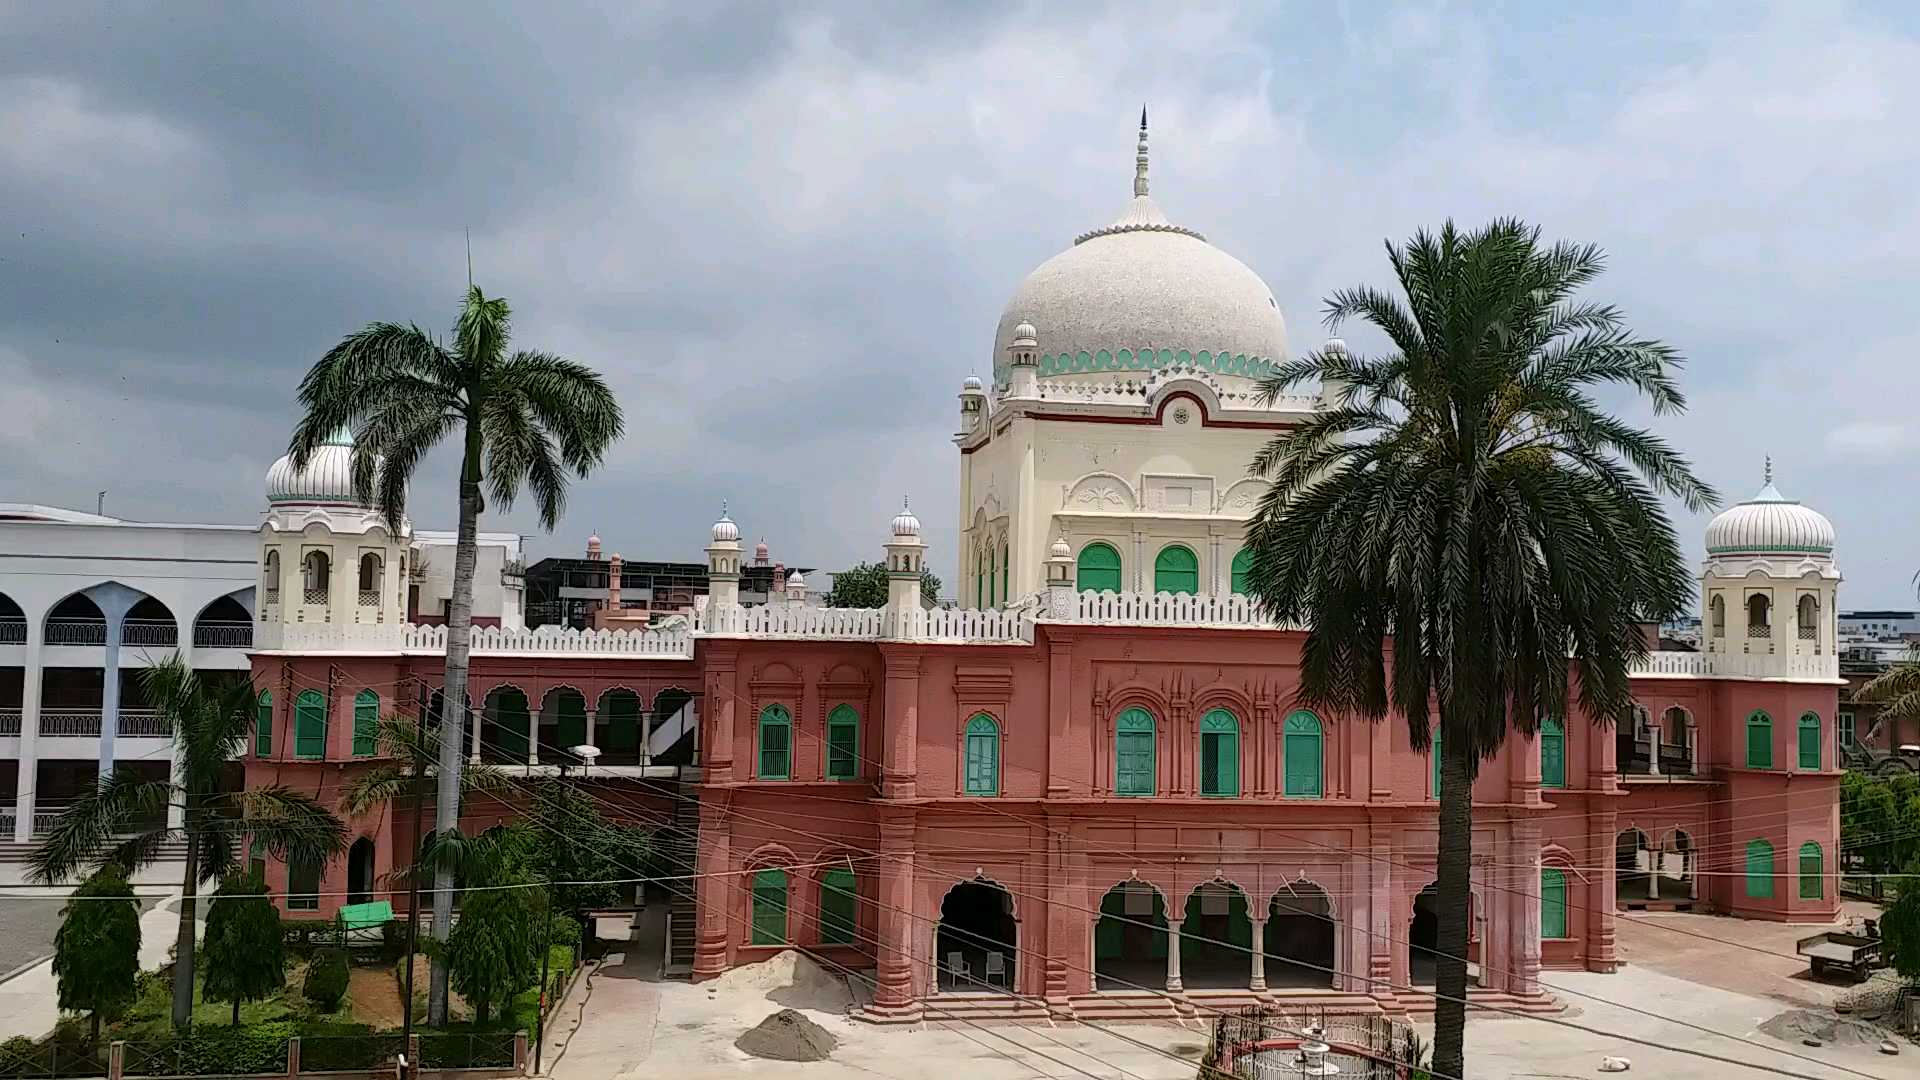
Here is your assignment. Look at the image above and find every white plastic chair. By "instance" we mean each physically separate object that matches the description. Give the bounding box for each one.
[946,951,970,988]
[984,951,1007,989]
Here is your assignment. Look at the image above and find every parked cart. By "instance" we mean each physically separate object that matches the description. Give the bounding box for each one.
[1796,929,1882,982]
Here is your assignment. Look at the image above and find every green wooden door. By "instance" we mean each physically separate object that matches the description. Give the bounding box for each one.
[1283,711,1323,797]
[1115,708,1155,795]
[1541,869,1568,938]
[1200,710,1239,797]
[1744,840,1774,898]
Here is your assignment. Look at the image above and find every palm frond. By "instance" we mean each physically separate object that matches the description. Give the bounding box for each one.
[230,786,349,870]
[27,774,176,884]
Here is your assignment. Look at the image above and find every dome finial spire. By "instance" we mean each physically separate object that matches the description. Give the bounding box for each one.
[1134,105,1150,198]
[1763,455,1773,485]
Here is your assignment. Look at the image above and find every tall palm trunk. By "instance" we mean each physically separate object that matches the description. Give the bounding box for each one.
[1431,715,1475,1080]
[428,434,482,1025]
[170,817,199,1031]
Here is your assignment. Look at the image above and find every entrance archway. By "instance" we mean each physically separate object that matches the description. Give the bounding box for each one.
[1094,880,1168,991]
[1264,882,1335,989]
[1408,883,1477,987]
[482,686,531,764]
[1617,828,1651,905]
[1181,880,1253,989]
[1659,830,1696,901]
[347,837,375,905]
[935,878,1016,993]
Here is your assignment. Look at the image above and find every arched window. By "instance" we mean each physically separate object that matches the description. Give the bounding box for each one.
[1796,594,1818,642]
[826,704,859,781]
[757,705,791,780]
[1540,718,1566,789]
[1000,541,1009,603]
[1229,550,1251,595]
[1152,545,1198,595]
[1430,731,1442,798]
[288,853,321,911]
[358,552,382,596]
[302,550,330,602]
[353,690,379,756]
[1076,542,1122,593]
[1663,706,1690,748]
[1283,710,1324,797]
[293,690,326,760]
[1540,868,1569,939]
[987,545,997,607]
[820,866,857,945]
[1114,707,1156,796]
[964,714,1000,796]
[1746,593,1771,637]
[255,690,273,757]
[1746,711,1773,769]
[263,550,280,601]
[1798,842,1823,899]
[1797,713,1820,770]
[974,547,985,608]
[1199,709,1240,797]
[1745,839,1774,898]
[1709,594,1724,638]
[750,868,788,944]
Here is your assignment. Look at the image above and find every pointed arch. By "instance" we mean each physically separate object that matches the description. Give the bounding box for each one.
[293,689,326,760]
[1540,717,1566,788]
[1152,544,1198,595]
[1746,710,1773,768]
[1114,707,1156,796]
[352,689,379,756]
[757,704,792,780]
[1199,709,1240,797]
[1229,549,1251,595]
[826,703,860,780]
[1798,841,1823,900]
[1075,542,1122,594]
[1283,710,1324,797]
[963,713,1000,796]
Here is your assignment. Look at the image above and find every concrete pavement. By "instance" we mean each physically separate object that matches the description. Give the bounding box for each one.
[0,886,194,1041]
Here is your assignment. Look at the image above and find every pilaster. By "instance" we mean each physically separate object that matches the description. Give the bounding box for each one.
[1044,630,1075,796]
[690,789,732,981]
[869,810,922,1019]
[879,648,921,800]
[13,619,43,843]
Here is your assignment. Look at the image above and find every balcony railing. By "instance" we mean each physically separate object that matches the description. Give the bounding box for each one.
[44,618,107,645]
[0,708,20,735]
[1798,625,1817,641]
[122,619,178,646]
[1748,623,1771,639]
[304,587,329,606]
[358,589,380,607]
[118,709,170,737]
[40,710,102,735]
[193,621,254,649]
[0,618,24,644]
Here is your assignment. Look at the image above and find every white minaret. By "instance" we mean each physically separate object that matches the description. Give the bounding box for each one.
[1699,459,1840,669]
[885,498,926,626]
[1318,338,1350,407]
[785,570,808,606]
[1005,321,1040,400]
[958,373,987,436]
[1044,536,1076,619]
[258,426,409,645]
[706,502,743,612]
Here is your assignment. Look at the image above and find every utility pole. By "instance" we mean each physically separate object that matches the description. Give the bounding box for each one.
[401,682,428,1076]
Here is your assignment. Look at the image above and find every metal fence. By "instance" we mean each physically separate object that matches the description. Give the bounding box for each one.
[296,1034,405,1073]
[1202,1006,1411,1080]
[418,1033,519,1070]
[0,1040,109,1079]
[120,1036,289,1078]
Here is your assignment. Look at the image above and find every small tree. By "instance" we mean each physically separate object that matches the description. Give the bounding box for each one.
[1882,860,1920,985]
[446,874,538,1025]
[202,873,286,1025]
[303,947,349,1012]
[825,561,940,608]
[53,869,141,1042]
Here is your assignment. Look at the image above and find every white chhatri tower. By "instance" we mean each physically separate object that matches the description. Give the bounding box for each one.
[885,498,926,620]
[258,426,409,642]
[1700,459,1840,666]
[706,502,743,611]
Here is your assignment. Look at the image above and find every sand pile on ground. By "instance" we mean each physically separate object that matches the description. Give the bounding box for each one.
[709,949,853,1012]
[735,1008,838,1062]
[1758,1009,1892,1047]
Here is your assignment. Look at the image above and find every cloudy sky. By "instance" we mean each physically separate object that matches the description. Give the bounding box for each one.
[4,2,1918,603]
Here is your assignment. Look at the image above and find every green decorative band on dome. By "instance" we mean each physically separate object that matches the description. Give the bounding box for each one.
[1000,348,1279,380]
[1705,543,1833,555]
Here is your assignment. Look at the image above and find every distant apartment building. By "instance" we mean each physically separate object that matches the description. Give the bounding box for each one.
[1839,609,1920,641]
[523,533,810,629]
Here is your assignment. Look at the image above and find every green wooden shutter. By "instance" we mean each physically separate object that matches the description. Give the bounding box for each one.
[1001,544,1009,602]
[556,694,587,751]
[1540,719,1566,788]
[1837,712,1855,752]
[1745,840,1774,898]
[1798,842,1822,899]
[986,546,996,607]
[826,705,859,780]
[964,714,999,795]
[1746,712,1772,768]
[294,690,326,760]
[758,705,791,779]
[820,867,856,944]
[1431,732,1442,797]
[750,869,787,944]
[1076,543,1122,593]
[1229,550,1250,595]
[353,690,378,756]
[1283,711,1323,797]
[1200,710,1239,797]
[1541,869,1568,939]
[1152,545,1198,595]
[256,691,272,757]
[1115,708,1155,795]
[1797,714,1820,770]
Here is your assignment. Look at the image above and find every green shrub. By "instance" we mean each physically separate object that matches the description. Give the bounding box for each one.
[380,919,409,961]
[544,914,581,950]
[302,949,349,1011]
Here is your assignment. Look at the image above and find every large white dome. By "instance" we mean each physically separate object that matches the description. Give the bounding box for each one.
[991,119,1287,386]
[265,427,368,507]
[1704,472,1834,557]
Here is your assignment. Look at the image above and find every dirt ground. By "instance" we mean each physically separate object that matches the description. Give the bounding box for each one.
[349,967,407,1029]
[1614,900,1894,1010]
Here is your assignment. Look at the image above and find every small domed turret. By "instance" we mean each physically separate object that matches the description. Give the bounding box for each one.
[1704,462,1835,557]
[265,426,369,507]
[710,506,739,543]
[892,498,922,538]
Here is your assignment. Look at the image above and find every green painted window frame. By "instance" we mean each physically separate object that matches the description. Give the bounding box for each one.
[288,854,321,911]
[1837,712,1855,752]
[293,690,327,761]
[975,561,984,608]
[1746,711,1773,769]
[1229,550,1251,595]
[826,704,859,780]
[352,689,378,756]
[1798,841,1823,900]
[749,868,788,945]
[1152,544,1199,595]
[1745,839,1774,899]
[1431,732,1442,798]
[1283,710,1324,798]
[1797,713,1820,770]
[964,713,1000,796]
[987,546,997,607]
[819,866,857,945]
[255,690,272,757]
[1001,543,1009,603]
[1541,868,1569,939]
[1115,707,1156,797]
[1199,709,1240,798]
[1540,718,1566,789]
[1076,542,1122,593]
[758,704,792,780]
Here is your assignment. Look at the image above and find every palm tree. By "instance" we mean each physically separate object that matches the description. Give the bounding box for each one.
[29,658,348,1032]
[1241,219,1713,1078]
[289,285,623,1023]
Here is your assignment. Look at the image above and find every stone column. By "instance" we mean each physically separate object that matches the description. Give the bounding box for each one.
[469,695,483,763]
[1249,917,1267,992]
[1367,822,1394,997]
[526,708,541,766]
[1165,918,1184,993]
[1131,529,1146,592]
[1512,819,1544,993]
[582,708,599,758]
[871,813,921,1018]
[13,616,43,843]
[880,649,920,800]
[690,791,731,981]
[1045,633,1075,796]
[1588,806,1618,973]
[97,603,127,779]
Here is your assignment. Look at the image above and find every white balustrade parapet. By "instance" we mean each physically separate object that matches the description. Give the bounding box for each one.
[1048,590,1302,630]
[1629,649,1839,682]
[257,620,696,658]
